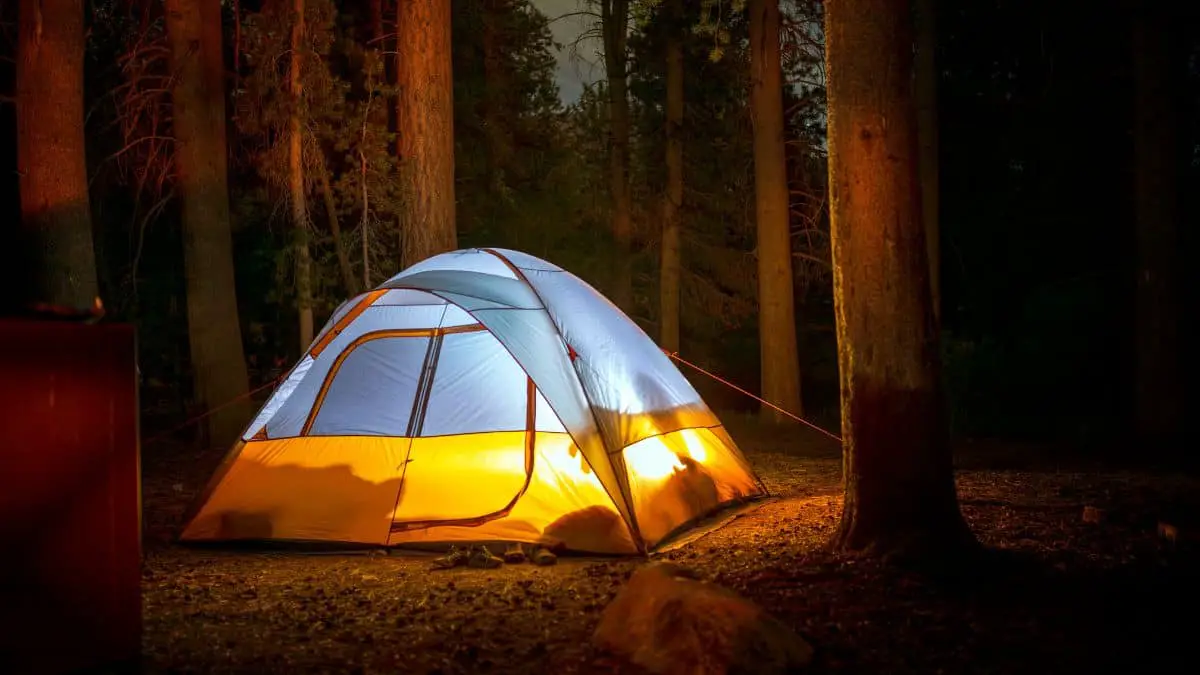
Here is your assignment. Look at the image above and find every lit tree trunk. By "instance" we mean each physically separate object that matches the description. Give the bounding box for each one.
[1131,3,1181,443]
[15,0,99,313]
[396,0,457,267]
[824,0,973,555]
[749,0,803,421]
[290,0,313,351]
[601,0,633,311]
[166,0,252,446]
[915,0,939,326]
[659,0,684,352]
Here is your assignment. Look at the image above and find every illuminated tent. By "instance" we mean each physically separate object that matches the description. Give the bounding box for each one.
[181,248,765,554]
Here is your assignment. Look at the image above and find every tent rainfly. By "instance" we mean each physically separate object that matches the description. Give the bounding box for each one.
[181,248,766,554]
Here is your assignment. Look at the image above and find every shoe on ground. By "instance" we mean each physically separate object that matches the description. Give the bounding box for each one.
[468,545,504,569]
[503,543,527,564]
[431,545,470,570]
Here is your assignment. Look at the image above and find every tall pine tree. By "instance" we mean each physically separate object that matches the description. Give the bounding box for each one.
[825,0,973,555]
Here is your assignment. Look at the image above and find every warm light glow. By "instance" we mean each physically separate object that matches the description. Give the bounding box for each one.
[678,428,708,462]
[542,441,594,481]
[624,435,686,480]
[622,427,713,482]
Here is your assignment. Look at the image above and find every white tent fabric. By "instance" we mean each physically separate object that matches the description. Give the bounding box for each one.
[184,248,764,553]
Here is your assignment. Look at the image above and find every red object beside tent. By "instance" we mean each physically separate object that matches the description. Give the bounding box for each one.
[0,320,141,673]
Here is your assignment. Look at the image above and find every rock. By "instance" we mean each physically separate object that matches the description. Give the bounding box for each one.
[593,562,814,675]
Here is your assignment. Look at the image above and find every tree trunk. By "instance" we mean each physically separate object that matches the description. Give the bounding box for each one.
[914,0,939,326]
[290,0,313,352]
[369,0,383,40]
[396,0,457,268]
[166,0,252,446]
[315,147,359,296]
[659,0,684,352]
[748,0,803,422]
[602,0,633,311]
[15,0,99,313]
[367,0,386,289]
[1131,3,1182,444]
[824,0,973,555]
[360,150,372,289]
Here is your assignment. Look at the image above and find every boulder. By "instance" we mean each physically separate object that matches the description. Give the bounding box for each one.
[593,562,814,675]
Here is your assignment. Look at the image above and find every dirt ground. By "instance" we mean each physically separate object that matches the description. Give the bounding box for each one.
[140,422,1200,674]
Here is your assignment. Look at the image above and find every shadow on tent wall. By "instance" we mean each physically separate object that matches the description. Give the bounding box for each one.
[176,458,755,558]
[174,349,770,555]
[0,320,142,673]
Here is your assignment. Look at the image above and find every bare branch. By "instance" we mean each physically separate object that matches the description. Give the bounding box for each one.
[549,10,602,24]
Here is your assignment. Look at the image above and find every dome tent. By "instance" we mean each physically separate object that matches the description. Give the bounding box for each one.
[181,248,766,554]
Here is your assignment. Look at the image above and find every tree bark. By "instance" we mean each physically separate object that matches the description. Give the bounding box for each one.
[824,0,973,555]
[914,0,939,326]
[290,0,313,352]
[396,0,457,268]
[659,0,684,352]
[166,0,252,446]
[1131,3,1182,443]
[601,0,633,311]
[749,0,803,422]
[15,0,99,313]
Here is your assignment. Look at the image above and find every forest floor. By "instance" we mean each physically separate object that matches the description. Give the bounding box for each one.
[140,418,1200,674]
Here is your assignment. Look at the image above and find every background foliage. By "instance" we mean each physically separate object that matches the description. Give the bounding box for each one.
[0,0,1196,444]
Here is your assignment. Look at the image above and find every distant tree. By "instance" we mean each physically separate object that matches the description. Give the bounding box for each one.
[313,141,359,299]
[165,0,251,445]
[15,0,99,313]
[748,0,803,421]
[824,0,974,554]
[659,0,684,352]
[625,0,826,376]
[451,0,567,249]
[396,0,457,266]
[370,0,384,40]
[482,0,510,197]
[915,0,940,326]
[600,0,634,311]
[1131,2,1182,444]
[330,4,397,293]
[235,0,391,317]
[368,0,389,287]
[289,0,314,350]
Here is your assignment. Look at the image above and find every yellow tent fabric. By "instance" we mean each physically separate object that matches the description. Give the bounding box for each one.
[180,248,766,553]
